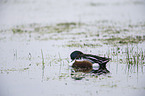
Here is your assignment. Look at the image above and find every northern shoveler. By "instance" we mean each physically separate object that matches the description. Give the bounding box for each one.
[69,50,111,72]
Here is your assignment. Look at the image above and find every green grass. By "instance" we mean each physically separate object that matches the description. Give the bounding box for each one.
[11,22,83,34]
[105,44,145,74]
[66,43,102,48]
[126,45,145,66]
[102,36,145,45]
[41,49,45,66]
[12,28,24,33]
[0,67,29,72]
[41,49,45,81]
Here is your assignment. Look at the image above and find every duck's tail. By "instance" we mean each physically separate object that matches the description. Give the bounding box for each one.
[98,58,111,69]
[99,62,108,70]
[92,59,111,74]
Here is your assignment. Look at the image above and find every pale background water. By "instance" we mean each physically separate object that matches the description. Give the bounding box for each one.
[0,0,145,96]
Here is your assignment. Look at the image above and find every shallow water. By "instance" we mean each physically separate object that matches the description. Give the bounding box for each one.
[0,0,145,96]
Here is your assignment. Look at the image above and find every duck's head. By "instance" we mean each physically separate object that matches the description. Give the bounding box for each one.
[70,51,83,61]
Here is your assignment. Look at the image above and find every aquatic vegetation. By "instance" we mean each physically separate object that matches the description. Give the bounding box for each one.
[11,22,83,34]
[0,67,29,72]
[41,49,45,66]
[56,22,78,27]
[105,44,145,75]
[102,36,145,45]
[41,22,83,33]
[126,45,145,65]
[89,2,106,7]
[66,43,102,48]
[41,49,45,81]
[125,45,145,70]
[12,28,24,33]
[108,45,145,64]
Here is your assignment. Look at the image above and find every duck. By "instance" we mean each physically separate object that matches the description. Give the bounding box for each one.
[69,50,111,72]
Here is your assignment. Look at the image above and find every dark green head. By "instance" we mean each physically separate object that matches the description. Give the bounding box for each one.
[70,51,83,60]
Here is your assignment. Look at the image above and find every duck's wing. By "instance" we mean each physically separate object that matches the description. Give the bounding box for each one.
[82,54,111,64]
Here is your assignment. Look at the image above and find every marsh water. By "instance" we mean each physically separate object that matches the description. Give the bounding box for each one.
[0,0,145,96]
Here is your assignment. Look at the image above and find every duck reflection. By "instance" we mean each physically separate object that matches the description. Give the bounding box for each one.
[71,63,110,80]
